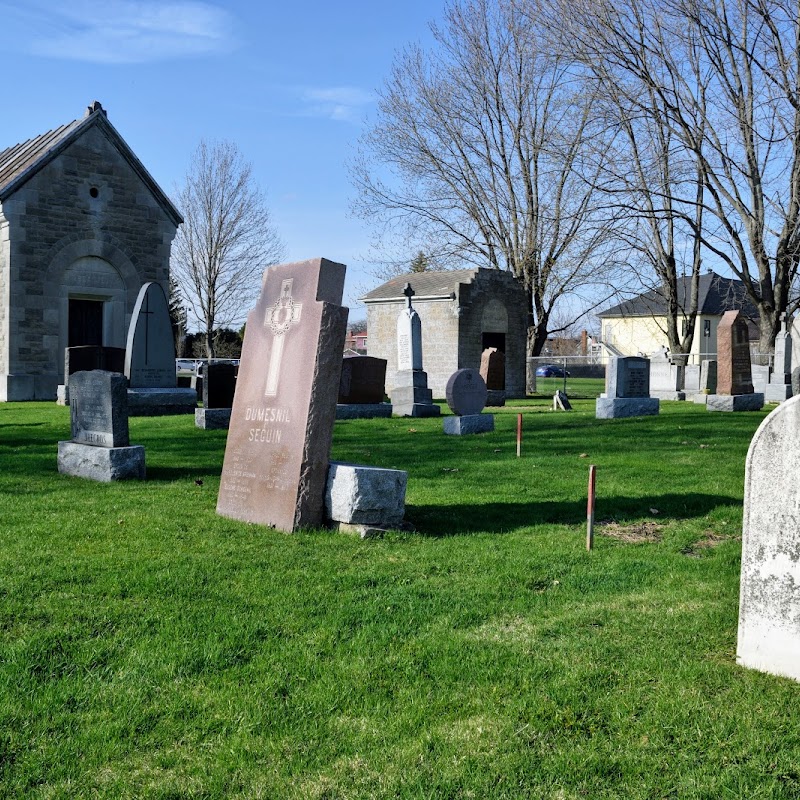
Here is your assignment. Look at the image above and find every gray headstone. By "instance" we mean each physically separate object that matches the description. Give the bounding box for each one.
[397,283,423,372]
[445,369,487,416]
[217,258,349,532]
[684,365,701,393]
[700,360,718,393]
[124,282,176,388]
[69,370,130,447]
[606,356,650,398]
[751,364,771,394]
[738,395,800,681]
[553,390,572,411]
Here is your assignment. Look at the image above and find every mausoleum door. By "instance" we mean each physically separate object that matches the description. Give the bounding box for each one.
[68,298,104,347]
[482,332,506,353]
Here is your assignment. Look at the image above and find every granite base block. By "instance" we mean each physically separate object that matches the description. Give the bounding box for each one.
[57,441,146,481]
[128,388,197,416]
[326,461,407,527]
[443,414,495,435]
[650,390,686,401]
[693,393,710,404]
[391,385,433,406]
[195,408,232,429]
[765,384,793,403]
[707,393,765,412]
[485,390,506,407]
[336,403,393,420]
[392,402,441,418]
[595,398,660,419]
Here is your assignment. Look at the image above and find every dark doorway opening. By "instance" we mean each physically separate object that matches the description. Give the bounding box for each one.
[68,299,103,347]
[482,332,506,352]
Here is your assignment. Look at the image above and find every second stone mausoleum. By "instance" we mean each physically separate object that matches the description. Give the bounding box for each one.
[361,268,527,398]
[0,101,182,400]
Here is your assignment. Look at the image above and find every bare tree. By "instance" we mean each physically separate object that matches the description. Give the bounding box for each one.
[171,140,285,358]
[559,0,800,351]
[351,0,626,356]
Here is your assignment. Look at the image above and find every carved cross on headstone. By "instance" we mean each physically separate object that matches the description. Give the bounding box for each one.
[264,278,302,396]
[403,282,415,309]
[140,293,154,365]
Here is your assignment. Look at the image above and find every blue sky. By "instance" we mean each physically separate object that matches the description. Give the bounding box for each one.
[0,0,444,320]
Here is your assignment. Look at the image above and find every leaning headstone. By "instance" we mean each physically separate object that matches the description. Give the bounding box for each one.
[443,368,493,435]
[553,390,572,411]
[57,370,145,481]
[217,258,349,532]
[195,361,238,430]
[336,355,392,419]
[596,356,659,419]
[707,310,763,411]
[57,345,126,405]
[325,461,408,538]
[480,347,506,406]
[649,349,685,400]
[737,395,800,681]
[391,284,440,418]
[125,282,196,415]
[765,313,794,403]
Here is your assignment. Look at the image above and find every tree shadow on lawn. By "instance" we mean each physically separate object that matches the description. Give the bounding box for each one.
[407,492,740,537]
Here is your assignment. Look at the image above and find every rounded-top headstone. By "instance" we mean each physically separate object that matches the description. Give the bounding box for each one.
[446,369,487,416]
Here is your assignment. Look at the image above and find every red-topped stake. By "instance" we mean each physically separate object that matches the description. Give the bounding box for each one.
[587,464,597,551]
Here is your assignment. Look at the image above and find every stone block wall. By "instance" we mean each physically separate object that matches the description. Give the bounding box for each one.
[367,299,459,398]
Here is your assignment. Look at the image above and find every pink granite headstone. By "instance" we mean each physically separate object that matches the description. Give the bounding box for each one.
[217,258,349,531]
[716,310,754,395]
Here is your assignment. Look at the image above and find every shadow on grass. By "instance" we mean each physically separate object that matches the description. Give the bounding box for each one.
[408,492,740,536]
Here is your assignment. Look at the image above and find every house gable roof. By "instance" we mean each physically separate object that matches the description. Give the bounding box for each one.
[0,102,182,226]
[599,271,757,319]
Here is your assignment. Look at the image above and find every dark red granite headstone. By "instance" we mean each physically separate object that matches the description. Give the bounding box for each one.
[716,310,754,395]
[216,258,349,531]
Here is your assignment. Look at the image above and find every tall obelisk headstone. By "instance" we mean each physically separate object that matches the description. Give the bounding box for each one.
[765,313,794,403]
[738,395,800,681]
[391,284,440,417]
[217,258,349,532]
[707,310,763,411]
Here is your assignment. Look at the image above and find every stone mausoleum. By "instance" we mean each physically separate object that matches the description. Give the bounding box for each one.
[0,101,182,400]
[361,268,527,398]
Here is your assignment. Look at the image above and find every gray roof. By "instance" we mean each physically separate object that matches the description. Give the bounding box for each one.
[599,271,757,318]
[0,102,182,225]
[360,268,483,302]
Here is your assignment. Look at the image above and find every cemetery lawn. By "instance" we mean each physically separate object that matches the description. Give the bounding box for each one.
[2,400,799,799]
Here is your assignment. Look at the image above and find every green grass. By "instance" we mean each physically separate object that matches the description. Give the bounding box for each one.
[1,399,798,799]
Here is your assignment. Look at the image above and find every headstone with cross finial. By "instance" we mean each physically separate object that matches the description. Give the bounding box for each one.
[766,313,794,403]
[217,258,349,532]
[390,282,440,417]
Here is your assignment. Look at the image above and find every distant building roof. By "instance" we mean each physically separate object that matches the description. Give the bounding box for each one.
[361,267,508,302]
[0,100,182,225]
[599,271,757,318]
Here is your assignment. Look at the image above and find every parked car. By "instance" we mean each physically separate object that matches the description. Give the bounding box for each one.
[535,364,570,378]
